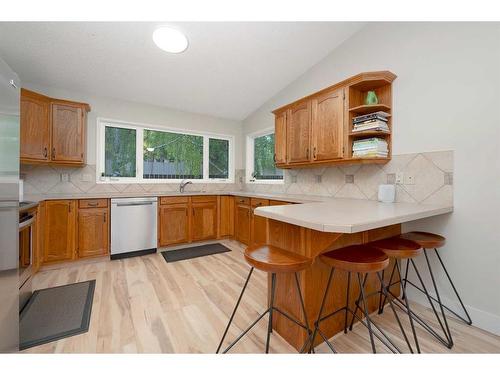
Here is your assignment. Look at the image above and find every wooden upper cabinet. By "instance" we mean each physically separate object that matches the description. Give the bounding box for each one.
[51,102,86,164]
[311,88,344,161]
[20,89,50,162]
[286,101,311,164]
[274,111,287,165]
[43,200,77,263]
[20,88,90,166]
[78,207,109,258]
[158,203,190,247]
[191,201,217,242]
[272,71,396,168]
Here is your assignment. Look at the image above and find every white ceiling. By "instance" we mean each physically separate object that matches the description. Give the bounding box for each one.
[0,22,364,120]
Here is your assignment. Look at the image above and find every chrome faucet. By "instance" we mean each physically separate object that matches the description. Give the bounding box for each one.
[179,179,192,193]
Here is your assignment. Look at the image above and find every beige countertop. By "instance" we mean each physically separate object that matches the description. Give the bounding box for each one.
[255,198,453,233]
[24,191,453,234]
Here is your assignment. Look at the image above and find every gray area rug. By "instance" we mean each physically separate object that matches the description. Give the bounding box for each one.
[19,280,95,350]
[161,243,231,263]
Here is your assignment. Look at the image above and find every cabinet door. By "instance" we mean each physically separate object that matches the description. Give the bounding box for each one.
[191,202,217,241]
[51,103,85,163]
[44,200,77,263]
[78,207,109,258]
[251,199,269,246]
[287,101,311,164]
[218,196,234,238]
[158,204,190,246]
[274,111,287,164]
[311,88,344,161]
[235,204,251,245]
[20,91,50,162]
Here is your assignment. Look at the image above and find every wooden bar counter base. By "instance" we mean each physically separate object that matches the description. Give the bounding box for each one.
[266,219,401,351]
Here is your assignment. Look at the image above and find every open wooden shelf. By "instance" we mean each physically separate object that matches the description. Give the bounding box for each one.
[349,130,391,137]
[349,104,391,115]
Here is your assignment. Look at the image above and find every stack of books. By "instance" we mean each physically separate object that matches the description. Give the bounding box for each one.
[352,111,390,133]
[352,138,388,158]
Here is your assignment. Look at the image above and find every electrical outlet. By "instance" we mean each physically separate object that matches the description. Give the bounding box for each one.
[395,172,404,184]
[81,173,93,182]
[60,173,70,182]
[404,174,415,185]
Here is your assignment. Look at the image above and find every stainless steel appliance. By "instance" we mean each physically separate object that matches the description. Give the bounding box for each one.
[0,57,20,352]
[110,197,157,259]
[18,210,34,310]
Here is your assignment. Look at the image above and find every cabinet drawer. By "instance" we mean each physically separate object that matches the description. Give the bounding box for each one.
[79,199,108,209]
[191,195,217,203]
[251,198,269,208]
[235,196,250,206]
[160,196,189,205]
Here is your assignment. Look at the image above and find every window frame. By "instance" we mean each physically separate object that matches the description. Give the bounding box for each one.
[245,127,284,185]
[96,117,234,184]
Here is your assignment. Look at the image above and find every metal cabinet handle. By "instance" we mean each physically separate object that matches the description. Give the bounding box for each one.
[52,147,56,159]
[43,147,48,158]
[306,148,309,159]
[313,147,317,159]
[104,213,106,223]
[273,153,276,163]
[87,202,98,207]
[68,202,71,213]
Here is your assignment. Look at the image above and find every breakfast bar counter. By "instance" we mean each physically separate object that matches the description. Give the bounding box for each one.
[254,199,453,351]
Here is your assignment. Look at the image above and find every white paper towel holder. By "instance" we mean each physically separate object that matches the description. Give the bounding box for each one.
[378,184,395,203]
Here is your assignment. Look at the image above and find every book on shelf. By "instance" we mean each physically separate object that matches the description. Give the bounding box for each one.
[352,111,390,124]
[352,137,388,158]
[352,120,390,133]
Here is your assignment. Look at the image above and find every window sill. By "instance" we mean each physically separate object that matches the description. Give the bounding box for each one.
[96,178,234,184]
[246,179,284,185]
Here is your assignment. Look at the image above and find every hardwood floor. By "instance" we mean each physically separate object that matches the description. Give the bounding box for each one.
[25,240,500,353]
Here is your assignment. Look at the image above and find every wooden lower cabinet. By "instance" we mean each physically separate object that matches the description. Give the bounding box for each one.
[235,203,251,245]
[191,201,217,241]
[43,200,77,263]
[218,196,234,238]
[158,203,190,246]
[250,198,269,246]
[78,207,109,258]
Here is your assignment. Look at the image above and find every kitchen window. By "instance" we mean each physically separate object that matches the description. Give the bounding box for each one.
[97,119,234,183]
[246,128,284,184]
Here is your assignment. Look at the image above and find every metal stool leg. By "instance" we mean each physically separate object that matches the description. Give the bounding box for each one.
[434,249,472,325]
[344,272,351,334]
[348,273,368,330]
[216,267,254,353]
[294,272,314,353]
[422,250,453,347]
[395,261,420,353]
[357,272,376,353]
[265,273,277,353]
[302,268,336,353]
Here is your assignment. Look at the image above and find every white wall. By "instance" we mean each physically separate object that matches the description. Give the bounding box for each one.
[243,22,500,333]
[23,83,244,169]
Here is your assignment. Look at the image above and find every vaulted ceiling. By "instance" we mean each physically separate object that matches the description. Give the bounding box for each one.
[0,22,364,120]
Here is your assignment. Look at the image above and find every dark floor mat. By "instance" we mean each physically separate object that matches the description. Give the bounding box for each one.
[19,280,95,350]
[161,243,231,263]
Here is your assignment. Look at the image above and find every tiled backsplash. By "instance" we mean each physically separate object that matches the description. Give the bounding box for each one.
[21,150,452,206]
[20,164,245,197]
[244,151,453,205]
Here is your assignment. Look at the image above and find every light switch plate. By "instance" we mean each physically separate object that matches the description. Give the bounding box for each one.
[395,172,404,184]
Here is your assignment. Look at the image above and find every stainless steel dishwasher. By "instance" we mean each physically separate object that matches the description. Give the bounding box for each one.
[110,197,157,259]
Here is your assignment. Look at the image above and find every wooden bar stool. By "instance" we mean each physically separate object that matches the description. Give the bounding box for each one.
[304,245,413,354]
[398,232,472,348]
[216,244,313,353]
[368,237,423,353]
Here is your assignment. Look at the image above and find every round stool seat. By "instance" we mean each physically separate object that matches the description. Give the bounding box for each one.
[319,245,389,273]
[370,237,422,259]
[244,245,312,273]
[400,231,446,249]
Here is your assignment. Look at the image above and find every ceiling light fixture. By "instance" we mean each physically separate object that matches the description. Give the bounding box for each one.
[152,27,188,53]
